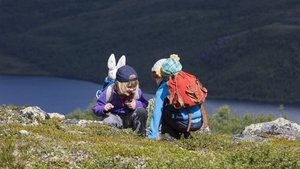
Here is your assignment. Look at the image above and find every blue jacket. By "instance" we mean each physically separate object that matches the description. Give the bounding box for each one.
[148,81,203,140]
[93,86,148,116]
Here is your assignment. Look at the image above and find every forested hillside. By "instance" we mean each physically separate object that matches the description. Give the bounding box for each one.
[0,0,300,103]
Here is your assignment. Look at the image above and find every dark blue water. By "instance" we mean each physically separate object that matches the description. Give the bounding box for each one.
[0,75,299,123]
[0,75,100,113]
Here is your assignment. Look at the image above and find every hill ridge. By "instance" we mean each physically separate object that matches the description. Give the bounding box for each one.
[0,0,299,103]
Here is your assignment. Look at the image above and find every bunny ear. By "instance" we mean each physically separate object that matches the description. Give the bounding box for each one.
[116,55,126,69]
[107,54,116,69]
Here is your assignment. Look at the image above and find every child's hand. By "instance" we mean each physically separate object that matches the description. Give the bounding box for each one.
[125,100,136,110]
[104,103,114,111]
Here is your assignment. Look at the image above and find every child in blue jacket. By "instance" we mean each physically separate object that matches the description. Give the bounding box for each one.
[148,55,203,140]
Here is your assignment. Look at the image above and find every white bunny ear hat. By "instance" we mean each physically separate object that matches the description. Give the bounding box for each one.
[117,55,126,69]
[107,54,126,80]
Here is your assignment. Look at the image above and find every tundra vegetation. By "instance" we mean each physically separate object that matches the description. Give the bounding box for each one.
[1,101,299,168]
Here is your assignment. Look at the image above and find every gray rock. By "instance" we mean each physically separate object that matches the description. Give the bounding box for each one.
[233,134,267,143]
[62,119,103,126]
[234,117,300,142]
[242,117,300,140]
[21,106,50,120]
[62,119,79,125]
[48,112,65,119]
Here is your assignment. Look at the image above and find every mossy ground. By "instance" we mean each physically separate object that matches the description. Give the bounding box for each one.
[1,105,299,168]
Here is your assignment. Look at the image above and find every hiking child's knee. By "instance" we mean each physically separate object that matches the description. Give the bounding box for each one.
[103,120,123,128]
[135,108,148,118]
[102,114,123,128]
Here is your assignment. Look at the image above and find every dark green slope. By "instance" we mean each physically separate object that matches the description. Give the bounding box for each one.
[203,25,300,102]
[0,0,300,103]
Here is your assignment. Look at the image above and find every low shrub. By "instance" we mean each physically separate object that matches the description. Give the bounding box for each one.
[209,105,275,134]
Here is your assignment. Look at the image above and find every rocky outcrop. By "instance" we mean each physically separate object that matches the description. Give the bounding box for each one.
[233,117,300,142]
[0,105,39,125]
[21,106,50,121]
[0,105,103,126]
[21,106,67,120]
[2,105,300,142]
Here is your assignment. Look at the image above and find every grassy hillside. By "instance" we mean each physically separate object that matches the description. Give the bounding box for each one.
[0,0,300,103]
[1,105,299,168]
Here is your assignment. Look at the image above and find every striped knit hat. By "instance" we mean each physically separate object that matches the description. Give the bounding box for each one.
[161,54,182,77]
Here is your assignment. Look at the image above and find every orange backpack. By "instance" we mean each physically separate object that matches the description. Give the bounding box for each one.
[166,71,208,130]
[166,71,207,109]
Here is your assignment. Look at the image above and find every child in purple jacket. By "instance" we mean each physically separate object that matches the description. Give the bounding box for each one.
[92,65,148,136]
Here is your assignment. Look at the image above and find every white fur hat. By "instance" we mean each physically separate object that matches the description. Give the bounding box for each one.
[151,58,167,72]
[151,58,167,78]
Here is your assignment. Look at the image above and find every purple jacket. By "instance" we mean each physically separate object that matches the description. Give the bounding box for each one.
[92,87,148,116]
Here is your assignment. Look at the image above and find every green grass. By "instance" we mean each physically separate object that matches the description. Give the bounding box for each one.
[0,105,299,168]
[1,120,299,168]
[209,105,275,134]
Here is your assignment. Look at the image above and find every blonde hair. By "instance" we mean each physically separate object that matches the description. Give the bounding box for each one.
[152,71,162,79]
[115,80,139,96]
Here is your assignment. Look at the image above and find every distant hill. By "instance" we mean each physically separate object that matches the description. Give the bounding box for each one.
[0,0,300,103]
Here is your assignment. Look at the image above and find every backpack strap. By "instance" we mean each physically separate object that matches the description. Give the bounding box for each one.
[105,84,114,103]
[200,104,208,128]
[186,104,208,132]
[186,109,192,132]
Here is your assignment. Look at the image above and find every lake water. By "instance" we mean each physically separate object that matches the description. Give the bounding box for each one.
[0,75,299,123]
